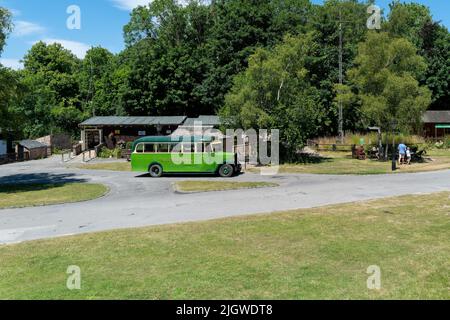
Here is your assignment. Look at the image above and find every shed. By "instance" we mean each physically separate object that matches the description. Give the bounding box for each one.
[423,111,450,137]
[79,116,187,150]
[15,139,48,160]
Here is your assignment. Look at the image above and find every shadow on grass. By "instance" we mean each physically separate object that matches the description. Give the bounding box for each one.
[284,154,334,164]
[0,173,88,193]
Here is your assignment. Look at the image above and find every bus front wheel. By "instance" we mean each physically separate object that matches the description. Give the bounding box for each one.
[149,164,163,177]
[218,164,234,178]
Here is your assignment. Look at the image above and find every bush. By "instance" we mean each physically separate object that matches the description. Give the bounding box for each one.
[98,147,121,159]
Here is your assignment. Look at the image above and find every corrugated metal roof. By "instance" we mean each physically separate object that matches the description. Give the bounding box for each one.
[183,115,221,126]
[17,139,47,150]
[79,116,187,126]
[423,111,450,123]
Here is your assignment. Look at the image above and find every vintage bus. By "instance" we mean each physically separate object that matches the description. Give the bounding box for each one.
[131,136,241,177]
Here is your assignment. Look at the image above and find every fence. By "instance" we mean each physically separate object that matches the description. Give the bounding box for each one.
[0,152,30,164]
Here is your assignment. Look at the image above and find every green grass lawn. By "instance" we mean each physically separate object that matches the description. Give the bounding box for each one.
[74,162,131,172]
[250,150,450,175]
[0,183,109,209]
[174,180,278,192]
[0,192,448,299]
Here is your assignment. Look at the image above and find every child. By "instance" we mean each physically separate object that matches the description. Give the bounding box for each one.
[406,147,411,165]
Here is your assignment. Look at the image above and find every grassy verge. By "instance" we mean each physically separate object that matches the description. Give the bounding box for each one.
[74,162,131,172]
[174,181,279,192]
[250,151,450,175]
[0,192,448,299]
[0,183,109,209]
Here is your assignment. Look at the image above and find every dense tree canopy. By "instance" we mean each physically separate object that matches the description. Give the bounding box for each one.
[0,0,448,151]
[220,33,325,159]
[342,32,431,133]
[0,7,13,132]
[386,1,450,110]
[18,42,83,137]
[0,7,11,55]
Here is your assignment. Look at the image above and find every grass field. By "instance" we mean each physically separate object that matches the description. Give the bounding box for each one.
[0,192,448,299]
[250,150,450,175]
[0,183,108,209]
[174,181,278,192]
[74,162,131,172]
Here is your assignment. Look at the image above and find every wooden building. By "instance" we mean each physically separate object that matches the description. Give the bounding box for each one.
[79,116,187,150]
[423,111,450,138]
[15,140,48,160]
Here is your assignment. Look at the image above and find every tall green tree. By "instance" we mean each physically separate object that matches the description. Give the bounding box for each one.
[122,0,214,116]
[307,0,370,134]
[0,6,11,55]
[19,42,83,137]
[0,7,16,133]
[78,47,120,116]
[342,32,431,133]
[202,0,312,111]
[386,1,450,110]
[220,33,326,160]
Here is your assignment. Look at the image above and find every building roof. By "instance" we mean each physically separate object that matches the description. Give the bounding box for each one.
[423,111,450,123]
[17,139,47,150]
[183,115,221,127]
[79,116,187,127]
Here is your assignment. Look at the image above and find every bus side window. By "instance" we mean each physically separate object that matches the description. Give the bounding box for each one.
[144,143,156,153]
[158,144,169,153]
[135,143,144,153]
[205,143,214,153]
[182,143,193,153]
[171,143,182,153]
[195,143,204,153]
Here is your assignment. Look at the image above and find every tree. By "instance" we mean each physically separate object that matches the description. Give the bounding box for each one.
[0,7,18,134]
[19,42,83,137]
[0,7,11,55]
[202,0,312,112]
[122,0,214,116]
[78,47,120,116]
[342,32,431,134]
[386,1,450,110]
[307,0,370,134]
[220,33,326,160]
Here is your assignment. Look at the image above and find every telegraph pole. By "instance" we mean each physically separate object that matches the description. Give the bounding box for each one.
[338,5,344,144]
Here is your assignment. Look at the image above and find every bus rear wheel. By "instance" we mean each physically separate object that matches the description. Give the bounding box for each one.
[149,164,163,177]
[218,164,234,178]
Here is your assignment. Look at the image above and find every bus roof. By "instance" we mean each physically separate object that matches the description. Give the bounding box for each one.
[132,135,215,148]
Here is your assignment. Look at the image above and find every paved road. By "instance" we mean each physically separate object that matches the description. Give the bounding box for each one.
[0,156,449,244]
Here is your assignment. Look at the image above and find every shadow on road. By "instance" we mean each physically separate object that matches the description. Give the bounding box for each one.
[135,172,245,179]
[0,172,88,188]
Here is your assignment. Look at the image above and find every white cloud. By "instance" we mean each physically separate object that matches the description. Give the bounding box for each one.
[0,58,24,70]
[12,20,46,37]
[38,39,91,59]
[111,0,152,11]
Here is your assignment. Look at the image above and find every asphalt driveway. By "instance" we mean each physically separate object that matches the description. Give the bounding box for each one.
[0,156,449,244]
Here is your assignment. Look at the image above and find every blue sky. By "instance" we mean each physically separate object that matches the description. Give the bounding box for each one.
[0,0,448,69]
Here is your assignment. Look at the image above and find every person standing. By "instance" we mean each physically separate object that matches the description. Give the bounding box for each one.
[398,142,407,165]
[406,147,412,165]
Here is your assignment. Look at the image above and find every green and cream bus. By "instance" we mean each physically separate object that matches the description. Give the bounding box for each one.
[131,136,241,177]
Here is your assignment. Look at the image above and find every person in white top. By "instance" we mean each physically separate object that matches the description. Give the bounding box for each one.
[406,147,411,165]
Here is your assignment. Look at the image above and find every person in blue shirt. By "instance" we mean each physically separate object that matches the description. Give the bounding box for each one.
[398,142,407,165]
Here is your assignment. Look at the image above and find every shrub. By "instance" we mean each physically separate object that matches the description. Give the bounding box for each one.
[98,147,121,159]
